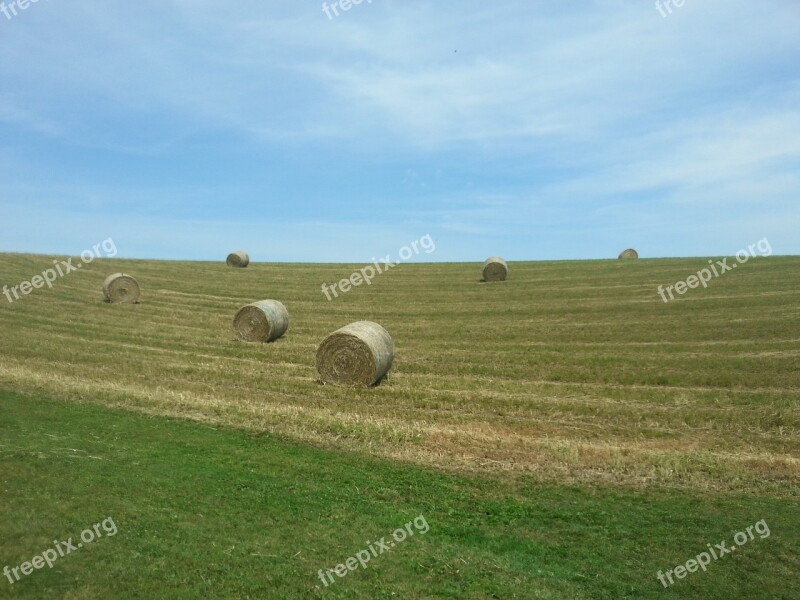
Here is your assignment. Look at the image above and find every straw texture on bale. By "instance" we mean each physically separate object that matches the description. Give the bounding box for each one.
[316,321,394,386]
[618,248,639,260]
[226,251,250,268]
[481,256,508,281]
[234,300,289,343]
[102,273,140,304]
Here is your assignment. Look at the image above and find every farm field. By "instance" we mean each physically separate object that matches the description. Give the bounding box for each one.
[1,253,799,598]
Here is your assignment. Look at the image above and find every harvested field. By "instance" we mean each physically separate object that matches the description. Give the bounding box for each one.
[1,253,798,494]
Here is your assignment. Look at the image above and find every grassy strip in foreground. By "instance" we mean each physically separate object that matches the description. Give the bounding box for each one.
[1,388,798,599]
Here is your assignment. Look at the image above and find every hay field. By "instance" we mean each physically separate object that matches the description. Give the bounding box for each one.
[1,253,798,495]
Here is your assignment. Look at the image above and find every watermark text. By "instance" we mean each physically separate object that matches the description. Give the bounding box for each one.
[3,237,118,304]
[655,0,687,18]
[1,0,44,22]
[321,234,435,301]
[317,514,429,587]
[3,517,118,585]
[657,238,771,303]
[657,519,770,587]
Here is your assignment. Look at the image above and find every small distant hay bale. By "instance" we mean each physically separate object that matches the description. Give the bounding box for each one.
[102,273,140,304]
[233,300,289,343]
[226,251,250,268]
[316,321,394,386]
[481,256,508,281]
[618,248,639,260]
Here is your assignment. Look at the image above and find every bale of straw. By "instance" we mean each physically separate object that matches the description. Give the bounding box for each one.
[233,300,289,343]
[481,256,508,281]
[618,248,639,260]
[102,273,141,304]
[226,251,250,268]
[316,321,394,386]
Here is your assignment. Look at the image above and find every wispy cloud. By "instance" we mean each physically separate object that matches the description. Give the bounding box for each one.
[0,0,798,260]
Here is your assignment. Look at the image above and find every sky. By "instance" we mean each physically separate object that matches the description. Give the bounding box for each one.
[1,0,799,262]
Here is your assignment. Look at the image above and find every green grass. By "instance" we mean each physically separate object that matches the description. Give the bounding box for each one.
[1,388,798,599]
[0,253,798,598]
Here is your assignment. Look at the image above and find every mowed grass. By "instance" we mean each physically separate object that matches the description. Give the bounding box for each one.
[0,253,798,493]
[1,388,799,599]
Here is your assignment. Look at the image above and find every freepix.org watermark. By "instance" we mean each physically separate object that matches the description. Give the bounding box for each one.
[655,0,687,18]
[1,0,43,22]
[657,238,772,303]
[3,517,118,585]
[321,234,435,301]
[656,519,770,588]
[3,238,118,304]
[322,0,371,20]
[317,514,429,587]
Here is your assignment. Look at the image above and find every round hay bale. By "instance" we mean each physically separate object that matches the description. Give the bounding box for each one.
[316,321,394,386]
[481,256,508,281]
[234,300,289,343]
[226,251,250,268]
[618,248,639,260]
[102,273,140,304]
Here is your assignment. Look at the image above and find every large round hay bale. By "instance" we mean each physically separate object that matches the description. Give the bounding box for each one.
[316,321,394,386]
[226,251,250,268]
[102,273,140,304]
[481,256,508,281]
[234,300,289,342]
[618,248,639,260]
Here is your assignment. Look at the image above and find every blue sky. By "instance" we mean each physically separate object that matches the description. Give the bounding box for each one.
[1,0,798,262]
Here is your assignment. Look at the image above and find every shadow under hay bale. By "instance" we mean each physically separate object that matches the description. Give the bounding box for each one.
[481,256,508,281]
[618,248,639,260]
[234,300,289,343]
[226,251,250,268]
[316,321,394,387]
[102,273,141,304]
